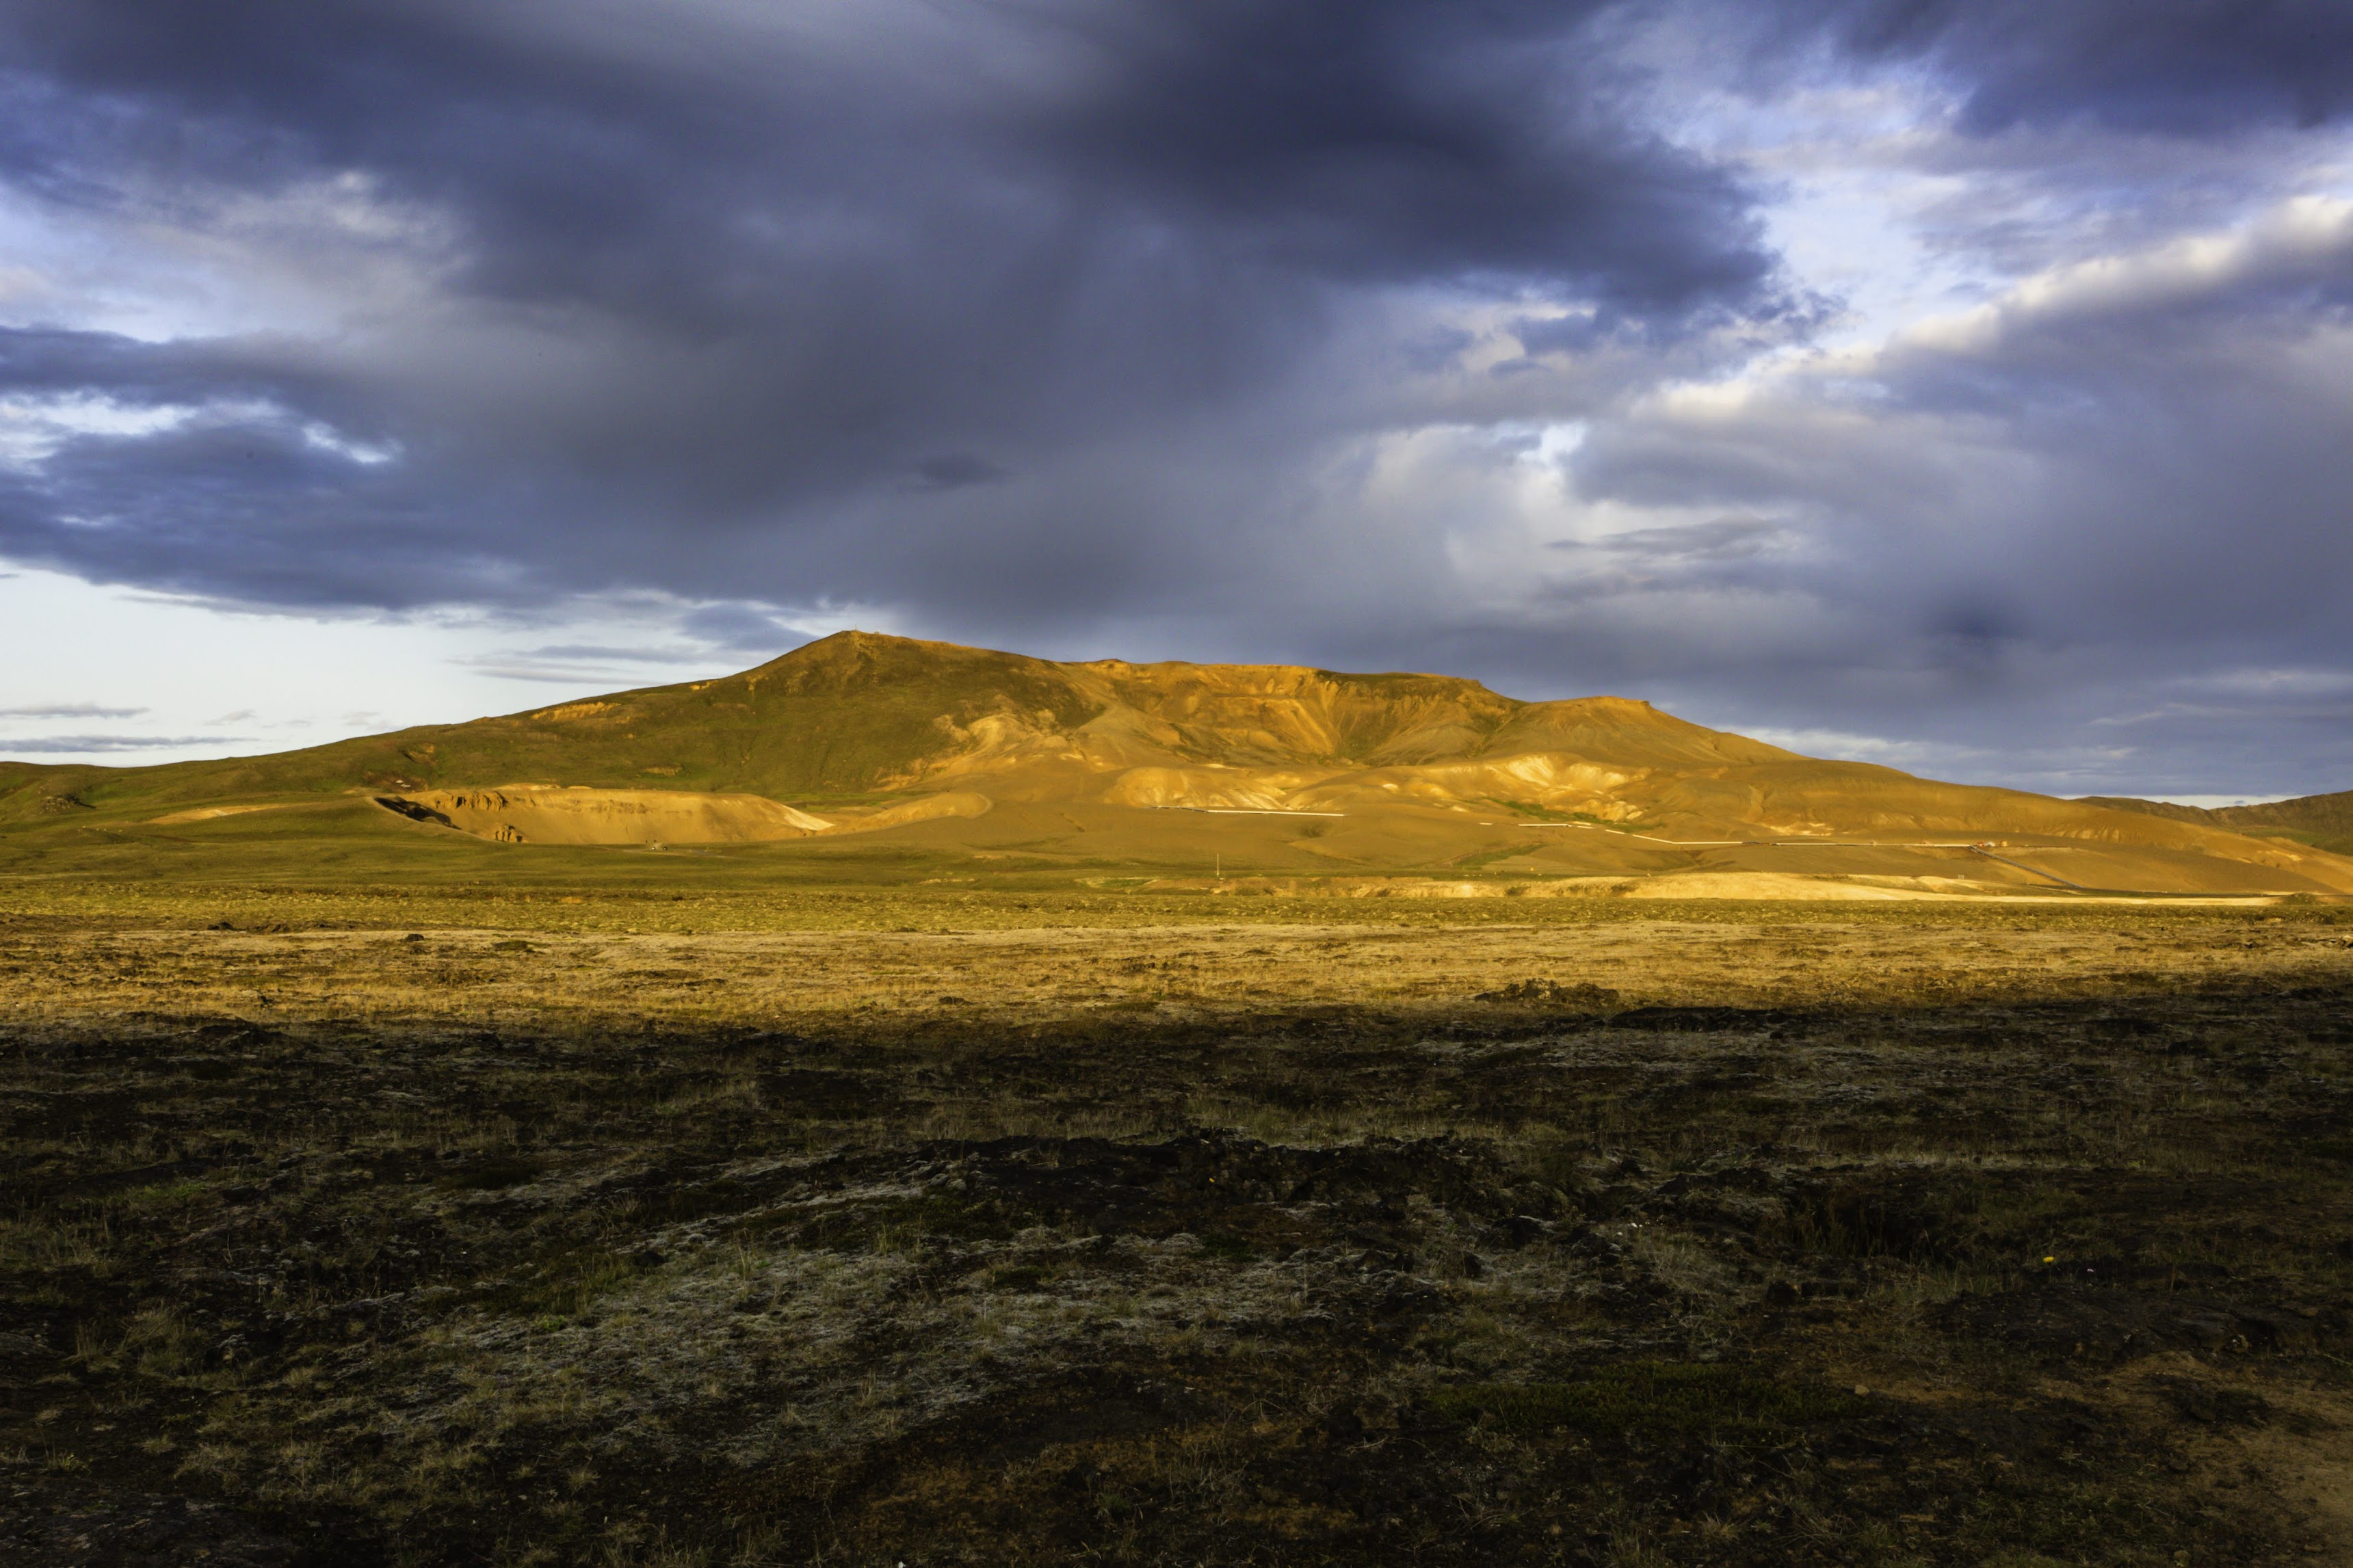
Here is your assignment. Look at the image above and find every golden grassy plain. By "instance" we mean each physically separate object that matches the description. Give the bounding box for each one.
[7,888,2353,1033]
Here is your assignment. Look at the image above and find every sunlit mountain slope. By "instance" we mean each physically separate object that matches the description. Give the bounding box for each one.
[5,632,2349,896]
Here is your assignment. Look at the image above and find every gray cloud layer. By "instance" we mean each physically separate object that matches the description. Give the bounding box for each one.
[0,734,252,754]
[1,1,2349,795]
[1776,0,2353,135]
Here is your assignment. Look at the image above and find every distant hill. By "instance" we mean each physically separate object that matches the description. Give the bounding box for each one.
[5,631,2350,896]
[2081,791,2353,858]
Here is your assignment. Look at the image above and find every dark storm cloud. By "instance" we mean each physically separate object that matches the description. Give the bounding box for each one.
[0,0,1783,611]
[1579,204,2353,637]
[1023,0,1772,305]
[0,328,467,607]
[907,455,1011,493]
[1549,199,2353,796]
[1779,0,2353,135]
[0,327,347,414]
[0,0,1774,304]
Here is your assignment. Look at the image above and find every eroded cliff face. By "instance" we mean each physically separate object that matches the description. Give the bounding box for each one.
[838,640,1796,823]
[378,786,835,845]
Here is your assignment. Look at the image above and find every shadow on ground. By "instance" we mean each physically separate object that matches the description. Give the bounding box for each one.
[6,982,2352,1565]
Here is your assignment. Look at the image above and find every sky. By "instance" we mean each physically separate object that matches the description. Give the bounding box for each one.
[2,1,2351,803]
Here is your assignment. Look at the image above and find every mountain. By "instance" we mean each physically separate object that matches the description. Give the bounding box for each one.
[2081,791,2353,858]
[5,630,2350,896]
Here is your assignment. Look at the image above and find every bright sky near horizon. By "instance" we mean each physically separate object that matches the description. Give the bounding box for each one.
[3,2,2351,801]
